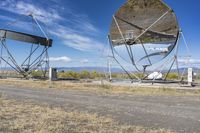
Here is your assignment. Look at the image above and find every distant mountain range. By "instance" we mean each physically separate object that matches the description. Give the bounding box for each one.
[56,67,123,73]
[57,67,200,73]
[0,66,199,73]
[170,67,200,73]
[0,67,122,73]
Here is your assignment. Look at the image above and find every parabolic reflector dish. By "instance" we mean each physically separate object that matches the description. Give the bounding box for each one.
[109,0,179,70]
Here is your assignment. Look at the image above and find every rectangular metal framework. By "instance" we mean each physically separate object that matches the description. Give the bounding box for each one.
[0,29,52,47]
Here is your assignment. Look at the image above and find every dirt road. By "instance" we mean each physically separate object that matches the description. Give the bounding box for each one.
[0,85,200,133]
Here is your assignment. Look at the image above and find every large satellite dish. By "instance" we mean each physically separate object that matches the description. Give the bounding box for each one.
[109,0,180,80]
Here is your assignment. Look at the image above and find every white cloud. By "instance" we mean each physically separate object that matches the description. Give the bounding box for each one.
[178,58,200,68]
[49,56,72,62]
[0,0,104,52]
[0,0,62,24]
[49,26,104,52]
[179,58,200,65]
[81,59,89,63]
[0,15,15,22]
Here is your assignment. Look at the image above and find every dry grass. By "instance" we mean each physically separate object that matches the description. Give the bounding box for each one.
[0,93,2,106]
[0,99,175,133]
[0,79,199,96]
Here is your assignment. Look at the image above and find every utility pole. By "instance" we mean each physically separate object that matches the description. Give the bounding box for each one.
[107,57,112,82]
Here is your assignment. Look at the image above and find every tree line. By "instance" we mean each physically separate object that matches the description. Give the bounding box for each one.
[31,70,200,80]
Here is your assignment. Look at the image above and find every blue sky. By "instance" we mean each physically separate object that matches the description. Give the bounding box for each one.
[0,0,199,68]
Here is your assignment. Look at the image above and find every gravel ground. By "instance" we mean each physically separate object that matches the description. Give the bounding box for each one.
[0,85,200,133]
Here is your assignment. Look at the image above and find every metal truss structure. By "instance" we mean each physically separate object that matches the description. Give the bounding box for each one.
[0,15,53,79]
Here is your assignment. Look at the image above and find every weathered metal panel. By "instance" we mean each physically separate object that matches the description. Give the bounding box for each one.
[0,29,52,47]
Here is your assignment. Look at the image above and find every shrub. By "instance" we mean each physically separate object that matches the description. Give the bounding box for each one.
[58,71,76,79]
[31,70,44,78]
[79,70,91,79]
[165,73,179,80]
